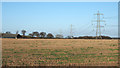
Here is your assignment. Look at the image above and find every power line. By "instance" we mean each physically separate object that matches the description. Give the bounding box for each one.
[77,23,90,34]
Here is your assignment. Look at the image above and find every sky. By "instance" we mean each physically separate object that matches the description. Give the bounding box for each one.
[2,2,118,37]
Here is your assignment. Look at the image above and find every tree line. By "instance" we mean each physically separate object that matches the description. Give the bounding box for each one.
[9,30,63,39]
[3,30,113,39]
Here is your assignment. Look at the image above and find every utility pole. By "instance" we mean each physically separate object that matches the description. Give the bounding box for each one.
[93,11,105,39]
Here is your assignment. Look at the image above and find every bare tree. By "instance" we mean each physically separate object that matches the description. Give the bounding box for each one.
[21,30,26,36]
[33,32,39,37]
[47,33,54,38]
[40,32,46,38]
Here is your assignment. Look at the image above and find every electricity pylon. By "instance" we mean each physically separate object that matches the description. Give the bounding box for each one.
[70,24,73,38]
[93,11,105,39]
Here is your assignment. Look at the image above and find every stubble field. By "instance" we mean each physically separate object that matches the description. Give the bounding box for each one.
[2,39,118,66]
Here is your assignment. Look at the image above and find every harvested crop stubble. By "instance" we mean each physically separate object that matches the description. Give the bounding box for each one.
[2,39,118,66]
